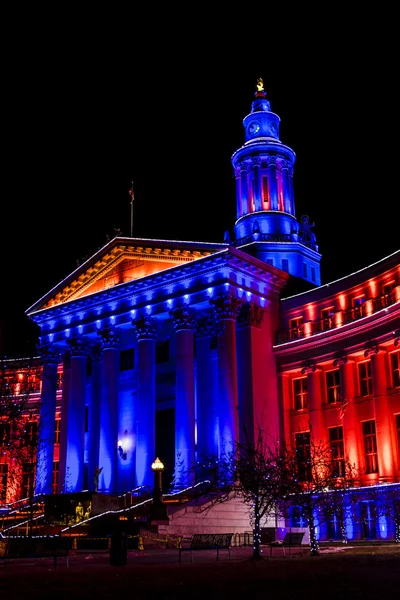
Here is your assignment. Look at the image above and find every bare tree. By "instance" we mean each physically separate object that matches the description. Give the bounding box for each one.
[283,436,361,555]
[0,357,43,535]
[372,484,400,543]
[193,429,297,560]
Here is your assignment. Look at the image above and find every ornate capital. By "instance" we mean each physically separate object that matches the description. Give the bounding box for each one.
[281,160,290,170]
[234,166,241,179]
[195,314,215,338]
[132,316,157,341]
[300,361,318,375]
[239,161,250,173]
[170,307,196,332]
[67,335,89,357]
[97,327,120,351]
[90,342,103,363]
[237,303,264,329]
[37,342,60,365]
[252,157,261,168]
[333,353,348,367]
[266,156,277,168]
[210,294,242,321]
[364,342,379,358]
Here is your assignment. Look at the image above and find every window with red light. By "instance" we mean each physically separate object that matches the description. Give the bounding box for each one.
[262,176,268,207]
[293,377,308,410]
[320,307,334,330]
[352,296,366,319]
[295,431,311,481]
[396,415,400,461]
[358,361,372,396]
[329,426,345,477]
[390,352,400,388]
[362,420,379,474]
[54,418,61,444]
[0,464,8,502]
[52,461,59,495]
[326,369,341,404]
[289,316,304,340]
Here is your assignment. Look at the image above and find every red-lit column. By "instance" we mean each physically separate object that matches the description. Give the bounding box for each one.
[132,316,157,489]
[35,343,59,495]
[368,347,395,482]
[170,307,196,489]
[267,156,278,211]
[236,302,265,447]
[210,294,241,459]
[302,364,325,446]
[334,356,360,469]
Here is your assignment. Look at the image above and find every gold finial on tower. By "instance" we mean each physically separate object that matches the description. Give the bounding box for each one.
[256,78,264,92]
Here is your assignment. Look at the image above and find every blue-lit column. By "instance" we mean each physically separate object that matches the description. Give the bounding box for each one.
[240,162,250,216]
[65,336,88,492]
[35,343,60,495]
[288,165,296,216]
[58,350,71,493]
[267,156,278,211]
[210,294,241,460]
[132,316,157,488]
[235,166,242,218]
[87,343,102,492]
[195,315,219,462]
[170,307,196,489]
[98,327,120,494]
[252,157,262,212]
[368,347,395,482]
[281,160,292,214]
[236,303,264,447]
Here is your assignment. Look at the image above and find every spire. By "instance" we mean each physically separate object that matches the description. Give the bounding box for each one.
[252,77,271,113]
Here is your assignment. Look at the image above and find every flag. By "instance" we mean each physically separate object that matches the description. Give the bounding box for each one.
[129,182,134,202]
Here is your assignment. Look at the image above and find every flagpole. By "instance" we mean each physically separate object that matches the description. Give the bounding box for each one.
[129,181,134,237]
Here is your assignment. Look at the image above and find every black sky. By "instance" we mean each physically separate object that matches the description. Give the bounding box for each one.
[1,12,399,357]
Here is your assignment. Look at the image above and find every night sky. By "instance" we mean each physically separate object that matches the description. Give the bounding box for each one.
[1,15,399,357]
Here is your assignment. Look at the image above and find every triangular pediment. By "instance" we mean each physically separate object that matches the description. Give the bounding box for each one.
[30,237,226,312]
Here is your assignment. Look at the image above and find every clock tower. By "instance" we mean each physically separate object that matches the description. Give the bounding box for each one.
[232,78,321,287]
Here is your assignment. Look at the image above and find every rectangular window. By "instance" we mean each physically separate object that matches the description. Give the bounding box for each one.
[26,421,38,445]
[289,316,304,340]
[352,296,366,319]
[0,422,10,446]
[362,420,379,474]
[85,406,89,433]
[329,426,345,477]
[303,263,308,278]
[54,418,61,444]
[22,462,35,498]
[52,461,59,495]
[120,348,135,372]
[0,464,8,502]
[326,369,341,404]
[320,307,334,331]
[390,352,400,388]
[293,377,308,410]
[396,415,400,460]
[156,340,170,364]
[295,431,311,481]
[311,266,316,283]
[359,362,373,396]
[262,176,269,206]
[281,259,289,274]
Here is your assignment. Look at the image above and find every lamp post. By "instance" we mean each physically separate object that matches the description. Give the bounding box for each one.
[150,457,169,523]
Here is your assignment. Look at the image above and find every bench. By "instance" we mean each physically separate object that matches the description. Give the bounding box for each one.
[0,536,71,568]
[178,533,233,563]
[269,531,305,556]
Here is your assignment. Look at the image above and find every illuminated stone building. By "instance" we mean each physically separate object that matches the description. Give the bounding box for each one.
[1,80,399,541]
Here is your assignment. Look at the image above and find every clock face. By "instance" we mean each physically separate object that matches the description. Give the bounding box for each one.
[247,121,260,135]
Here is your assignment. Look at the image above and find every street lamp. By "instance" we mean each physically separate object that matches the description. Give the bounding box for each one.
[150,457,169,523]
